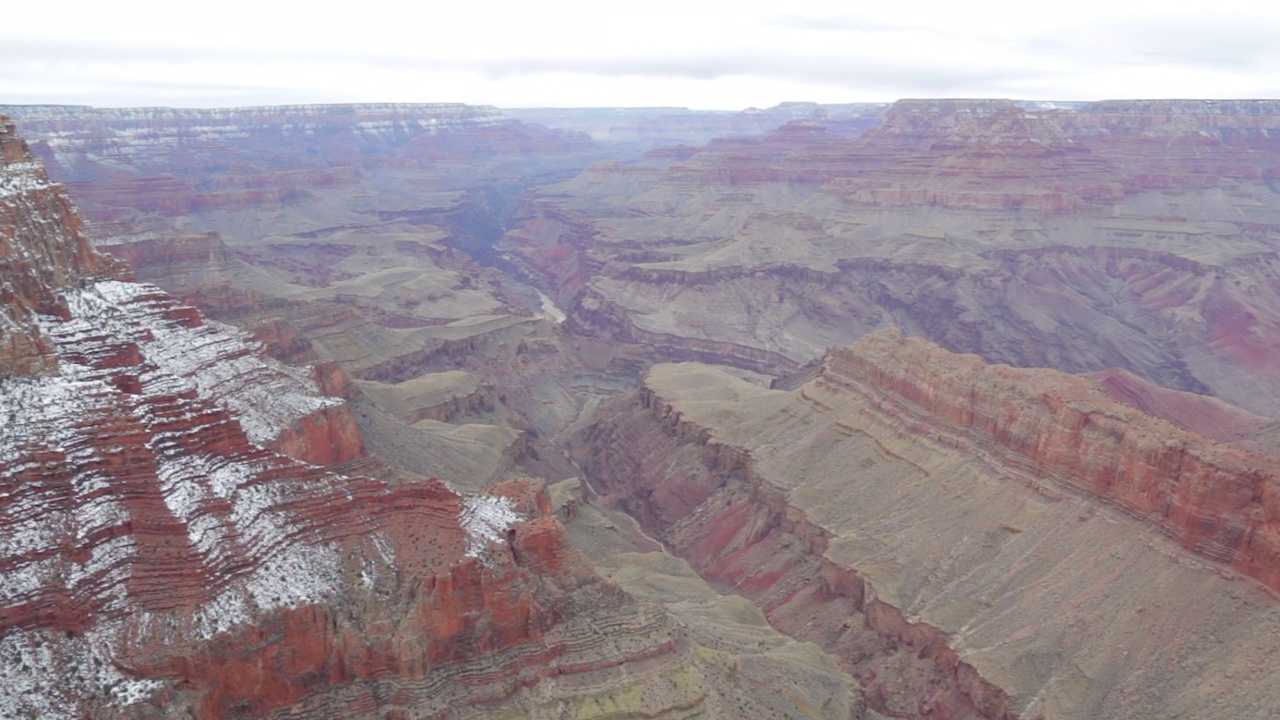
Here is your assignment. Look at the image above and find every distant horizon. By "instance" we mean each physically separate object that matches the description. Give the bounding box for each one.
[5,96,1280,115]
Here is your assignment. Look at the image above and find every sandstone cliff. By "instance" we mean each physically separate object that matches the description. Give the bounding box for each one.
[0,115,126,377]
[825,331,1280,587]
[577,330,1280,719]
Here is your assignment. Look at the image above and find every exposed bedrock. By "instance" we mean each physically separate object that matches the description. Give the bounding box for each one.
[826,331,1280,587]
[0,278,753,716]
[270,402,366,466]
[504,98,1280,418]
[576,330,1280,719]
[0,114,127,376]
[578,378,1015,719]
[0,115,753,720]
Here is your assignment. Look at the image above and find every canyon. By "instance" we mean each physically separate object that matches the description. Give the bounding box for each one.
[504,98,1280,418]
[576,332,1280,719]
[2,97,1279,718]
[0,112,864,718]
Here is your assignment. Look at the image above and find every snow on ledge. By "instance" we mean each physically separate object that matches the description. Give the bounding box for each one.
[55,280,341,444]
[459,495,522,560]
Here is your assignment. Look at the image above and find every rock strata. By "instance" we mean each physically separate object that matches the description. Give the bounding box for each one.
[0,115,126,376]
[578,330,1280,719]
[0,115,812,719]
[505,98,1280,419]
[828,330,1280,588]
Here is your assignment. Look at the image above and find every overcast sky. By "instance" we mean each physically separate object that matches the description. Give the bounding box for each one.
[4,1,1279,109]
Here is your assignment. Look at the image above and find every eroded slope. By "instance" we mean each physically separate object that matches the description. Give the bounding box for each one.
[509,99,1280,417]
[0,113,863,719]
[578,330,1280,719]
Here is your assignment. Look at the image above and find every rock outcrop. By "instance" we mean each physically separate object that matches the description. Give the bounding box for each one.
[14,97,1280,718]
[0,115,126,377]
[503,98,1280,420]
[1,115,832,719]
[577,330,1280,720]
[827,331,1280,587]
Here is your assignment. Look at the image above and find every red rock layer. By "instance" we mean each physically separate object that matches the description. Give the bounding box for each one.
[0,114,126,376]
[629,99,1280,216]
[826,330,1280,590]
[0,288,671,719]
[0,118,682,718]
[578,334,1280,718]
[579,374,1015,719]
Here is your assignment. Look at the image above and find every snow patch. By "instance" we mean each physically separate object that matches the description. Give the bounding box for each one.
[53,280,341,444]
[0,627,164,719]
[459,495,521,559]
[0,160,54,199]
[537,290,566,324]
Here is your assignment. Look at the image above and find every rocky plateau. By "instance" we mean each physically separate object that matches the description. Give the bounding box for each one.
[502,98,1280,419]
[4,96,1280,719]
[576,331,1280,719]
[0,113,867,719]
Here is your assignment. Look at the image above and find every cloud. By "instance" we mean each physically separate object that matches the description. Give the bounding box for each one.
[769,14,917,33]
[0,30,1048,98]
[1125,20,1280,69]
[0,35,320,66]
[3,3,1280,109]
[353,49,1051,94]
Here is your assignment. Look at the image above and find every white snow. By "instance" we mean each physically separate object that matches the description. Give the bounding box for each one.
[0,160,54,199]
[0,627,164,718]
[459,495,522,559]
[0,264,531,714]
[49,280,342,444]
[0,274,367,712]
[537,289,567,324]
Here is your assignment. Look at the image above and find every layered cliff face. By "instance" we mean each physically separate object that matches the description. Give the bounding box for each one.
[503,98,1280,418]
[0,101,604,338]
[0,115,127,376]
[1,115,864,719]
[576,330,1280,720]
[12,97,1280,717]
[0,104,641,489]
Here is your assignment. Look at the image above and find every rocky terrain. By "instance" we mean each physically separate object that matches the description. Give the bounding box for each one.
[502,98,1280,419]
[0,103,635,486]
[0,114,868,718]
[5,97,1280,719]
[576,331,1280,719]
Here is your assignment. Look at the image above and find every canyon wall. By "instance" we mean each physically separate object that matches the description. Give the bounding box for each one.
[0,103,647,472]
[503,98,1280,419]
[825,330,1280,588]
[1,114,828,719]
[11,98,1280,717]
[577,330,1280,719]
[0,115,127,376]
